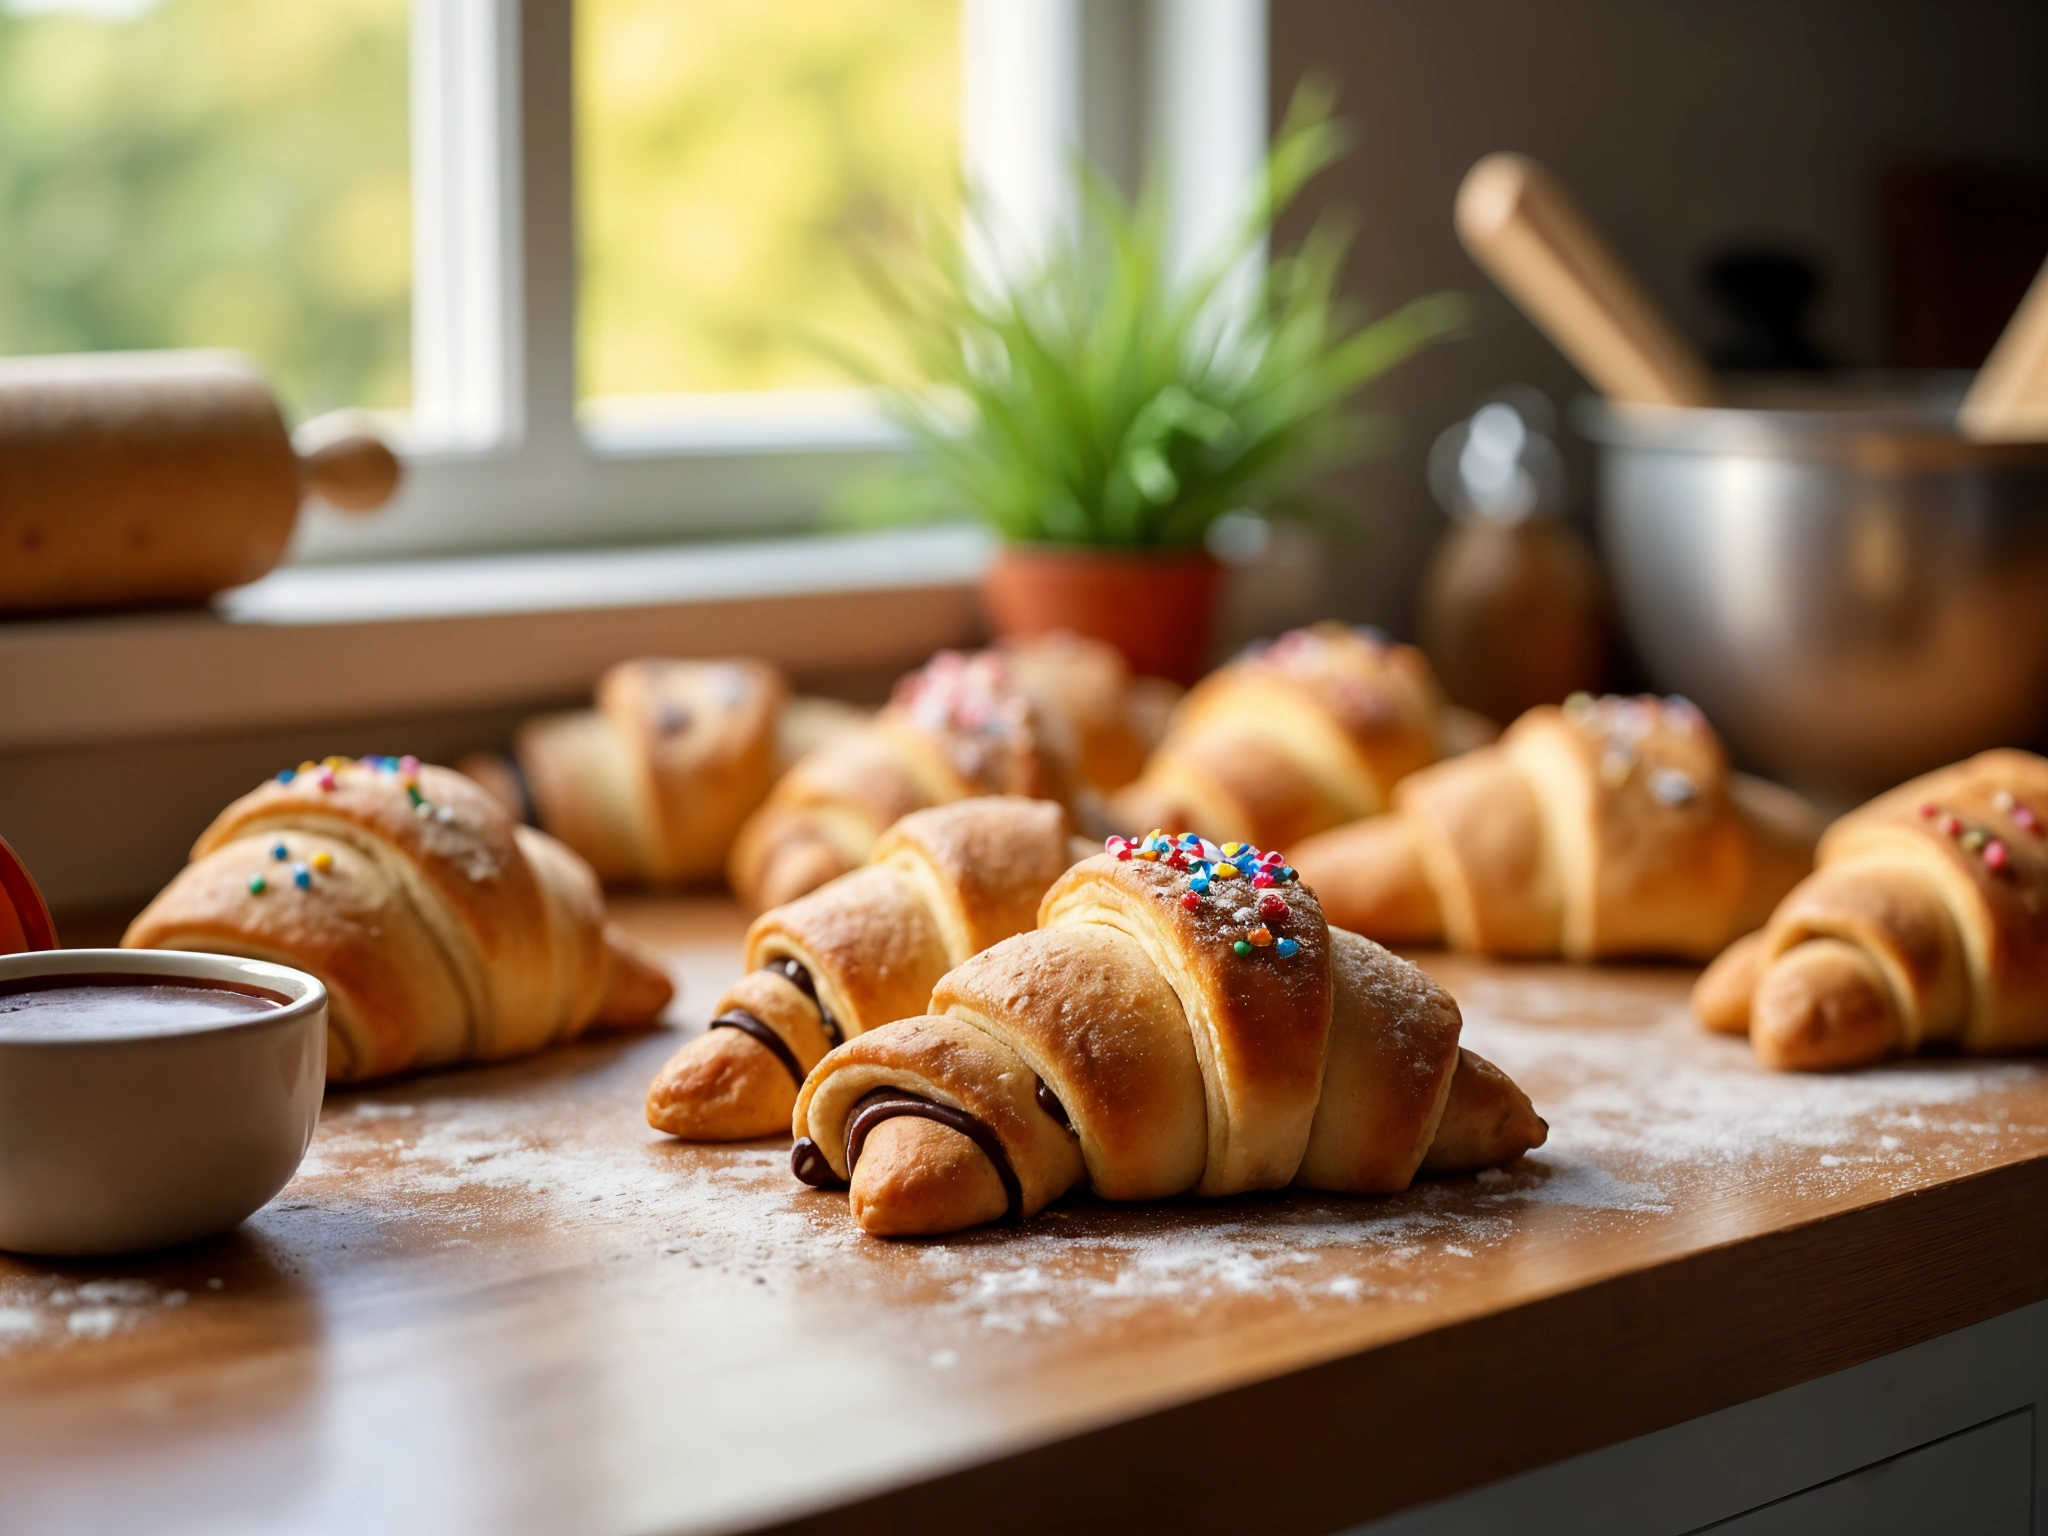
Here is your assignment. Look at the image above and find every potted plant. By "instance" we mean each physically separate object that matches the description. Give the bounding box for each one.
[842,85,1465,683]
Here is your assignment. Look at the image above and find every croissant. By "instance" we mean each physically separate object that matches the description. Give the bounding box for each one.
[124,755,674,1082]
[1291,693,1819,961]
[1692,749,2048,1070]
[647,796,1085,1141]
[1000,630,1165,796]
[789,830,1547,1237]
[727,645,1081,911]
[475,657,787,888]
[1110,624,1450,852]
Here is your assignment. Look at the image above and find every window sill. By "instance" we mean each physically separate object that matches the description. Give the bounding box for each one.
[0,525,993,754]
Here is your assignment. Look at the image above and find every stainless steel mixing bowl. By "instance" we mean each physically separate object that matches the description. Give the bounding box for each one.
[1582,375,2048,801]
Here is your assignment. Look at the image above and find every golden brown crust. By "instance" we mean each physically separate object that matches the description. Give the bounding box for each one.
[1397,747,1558,956]
[727,649,1077,911]
[848,1116,1012,1236]
[1764,856,1969,1051]
[598,658,786,882]
[1417,1048,1549,1173]
[739,797,1081,1045]
[126,758,652,1081]
[1716,749,2048,1068]
[519,658,786,889]
[1003,632,1149,792]
[1335,696,1813,963]
[1692,930,1766,1036]
[646,1029,795,1141]
[791,1015,1087,1215]
[515,711,646,886]
[194,761,555,1048]
[1292,811,1446,945]
[123,828,466,1082]
[511,824,612,1047]
[1295,931,1463,1193]
[642,970,829,1141]
[933,926,1207,1201]
[1039,850,1333,1195]
[743,866,950,1042]
[1815,750,2048,1053]
[872,797,1076,961]
[784,836,1542,1234]
[1113,625,1445,851]
[593,922,677,1029]
[1751,938,1900,1071]
[1506,699,1750,961]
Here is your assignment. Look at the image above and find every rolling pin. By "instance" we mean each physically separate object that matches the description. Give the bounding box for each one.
[1455,152,1718,408]
[0,349,399,614]
[1959,252,2048,442]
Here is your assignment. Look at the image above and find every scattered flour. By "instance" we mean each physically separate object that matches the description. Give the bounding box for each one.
[261,1007,2048,1341]
[0,1276,188,1350]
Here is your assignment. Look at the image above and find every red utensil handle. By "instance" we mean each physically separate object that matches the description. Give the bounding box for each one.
[0,832,58,953]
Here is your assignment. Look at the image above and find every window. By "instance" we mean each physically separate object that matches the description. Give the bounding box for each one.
[0,0,1269,566]
[576,0,959,405]
[0,0,410,418]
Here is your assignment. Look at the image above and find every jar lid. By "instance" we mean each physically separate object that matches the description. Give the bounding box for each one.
[0,833,57,953]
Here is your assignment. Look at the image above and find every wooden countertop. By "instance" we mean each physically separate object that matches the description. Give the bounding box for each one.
[4,896,2047,1536]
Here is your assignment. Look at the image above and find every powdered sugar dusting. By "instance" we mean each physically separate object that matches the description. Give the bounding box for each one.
[0,1277,189,1350]
[6,959,2042,1361]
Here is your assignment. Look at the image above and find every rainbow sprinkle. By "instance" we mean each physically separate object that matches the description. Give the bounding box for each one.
[248,874,267,895]
[292,862,312,890]
[1107,830,1306,959]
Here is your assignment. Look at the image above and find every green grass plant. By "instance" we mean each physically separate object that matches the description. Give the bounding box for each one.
[835,83,1468,549]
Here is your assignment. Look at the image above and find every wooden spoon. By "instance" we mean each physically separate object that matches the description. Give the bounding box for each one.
[1456,152,1717,408]
[1958,253,2048,442]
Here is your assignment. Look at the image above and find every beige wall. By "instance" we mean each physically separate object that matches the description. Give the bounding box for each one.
[1269,0,2048,635]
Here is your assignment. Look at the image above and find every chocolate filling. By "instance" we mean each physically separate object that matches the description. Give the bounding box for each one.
[1035,1078,1076,1136]
[764,957,841,1047]
[708,1009,803,1088]
[791,1137,841,1189]
[790,1089,1023,1221]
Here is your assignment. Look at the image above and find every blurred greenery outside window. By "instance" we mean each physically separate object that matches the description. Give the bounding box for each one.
[575,0,960,408]
[0,0,959,436]
[0,0,411,422]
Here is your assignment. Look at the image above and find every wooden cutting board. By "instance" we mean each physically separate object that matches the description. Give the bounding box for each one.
[1,895,2044,1535]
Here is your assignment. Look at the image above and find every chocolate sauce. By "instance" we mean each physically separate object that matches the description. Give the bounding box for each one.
[707,1009,803,1088]
[841,1089,1024,1222]
[1035,1078,1076,1136]
[762,958,841,1047]
[0,973,288,1042]
[790,1137,843,1189]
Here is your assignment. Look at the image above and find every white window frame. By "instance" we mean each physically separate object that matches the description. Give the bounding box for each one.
[293,0,1267,567]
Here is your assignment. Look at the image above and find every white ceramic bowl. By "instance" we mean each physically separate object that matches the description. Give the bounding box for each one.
[0,949,326,1256]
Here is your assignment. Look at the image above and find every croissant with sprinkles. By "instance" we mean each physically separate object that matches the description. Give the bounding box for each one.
[646,796,1087,1142]
[1291,694,1820,962]
[789,830,1547,1237]
[124,756,674,1081]
[1693,749,2048,1070]
[1110,624,1453,853]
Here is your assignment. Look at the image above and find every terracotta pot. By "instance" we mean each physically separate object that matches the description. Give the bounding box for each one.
[981,544,1221,684]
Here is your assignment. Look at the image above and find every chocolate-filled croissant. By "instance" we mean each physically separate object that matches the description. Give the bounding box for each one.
[726,649,1070,913]
[1293,693,1819,961]
[790,832,1547,1237]
[646,797,1086,1141]
[1693,749,2048,1070]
